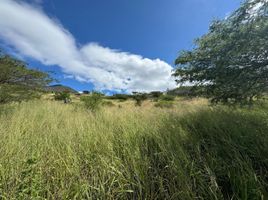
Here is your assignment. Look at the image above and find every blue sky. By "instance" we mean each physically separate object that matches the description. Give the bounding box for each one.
[0,0,241,93]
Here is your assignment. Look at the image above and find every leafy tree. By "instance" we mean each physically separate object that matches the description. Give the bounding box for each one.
[149,91,163,101]
[54,91,71,103]
[174,0,268,105]
[83,90,90,94]
[132,93,147,106]
[0,53,52,103]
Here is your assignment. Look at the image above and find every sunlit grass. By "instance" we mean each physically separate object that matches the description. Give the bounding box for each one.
[0,99,267,199]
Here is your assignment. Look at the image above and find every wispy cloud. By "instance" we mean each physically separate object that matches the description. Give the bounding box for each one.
[0,0,175,92]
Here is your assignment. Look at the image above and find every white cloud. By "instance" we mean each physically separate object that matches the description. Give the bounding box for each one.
[0,0,176,92]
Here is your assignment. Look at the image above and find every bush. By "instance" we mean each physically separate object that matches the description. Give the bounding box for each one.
[0,85,13,104]
[160,95,175,101]
[108,94,130,101]
[149,91,162,98]
[132,93,147,106]
[154,101,174,108]
[102,100,115,107]
[54,91,71,103]
[80,92,103,111]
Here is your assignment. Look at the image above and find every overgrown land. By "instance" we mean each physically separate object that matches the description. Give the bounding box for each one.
[0,99,267,199]
[1,0,268,199]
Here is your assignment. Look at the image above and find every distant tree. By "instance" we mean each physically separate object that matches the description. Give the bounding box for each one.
[132,93,147,106]
[110,94,130,101]
[83,90,90,94]
[54,91,71,103]
[150,91,163,98]
[173,0,268,105]
[160,95,175,101]
[0,53,52,103]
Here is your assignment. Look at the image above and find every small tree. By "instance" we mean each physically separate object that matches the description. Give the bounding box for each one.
[80,92,103,112]
[132,93,147,106]
[54,91,71,103]
[149,91,162,101]
[83,90,90,94]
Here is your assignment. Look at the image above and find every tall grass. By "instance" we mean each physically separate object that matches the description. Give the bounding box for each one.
[0,100,267,199]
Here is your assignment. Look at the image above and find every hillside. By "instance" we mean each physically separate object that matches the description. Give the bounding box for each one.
[44,84,78,93]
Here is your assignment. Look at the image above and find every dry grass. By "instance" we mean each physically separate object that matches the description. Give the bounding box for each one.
[0,99,267,199]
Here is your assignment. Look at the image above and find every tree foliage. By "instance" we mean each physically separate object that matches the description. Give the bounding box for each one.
[132,93,147,106]
[0,53,52,103]
[174,0,268,105]
[54,91,71,103]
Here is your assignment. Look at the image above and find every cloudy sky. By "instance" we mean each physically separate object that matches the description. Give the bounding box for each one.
[0,0,240,93]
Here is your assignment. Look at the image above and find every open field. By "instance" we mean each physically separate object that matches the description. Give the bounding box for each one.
[0,99,267,199]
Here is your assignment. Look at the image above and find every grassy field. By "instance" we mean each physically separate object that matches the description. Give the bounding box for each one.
[0,99,267,199]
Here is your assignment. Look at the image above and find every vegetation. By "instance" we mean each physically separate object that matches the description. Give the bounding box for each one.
[0,100,267,199]
[107,94,130,101]
[54,91,71,102]
[160,94,175,101]
[174,0,268,105]
[167,86,196,97]
[44,84,77,94]
[80,92,103,111]
[154,100,174,108]
[102,100,115,107]
[0,1,267,199]
[149,91,163,99]
[132,93,148,106]
[0,53,51,104]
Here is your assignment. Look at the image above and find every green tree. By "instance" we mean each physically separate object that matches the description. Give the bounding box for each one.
[54,91,71,103]
[132,93,147,106]
[0,53,52,103]
[174,0,268,105]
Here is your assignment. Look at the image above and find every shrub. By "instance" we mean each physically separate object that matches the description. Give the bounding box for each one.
[150,91,163,98]
[80,92,103,111]
[154,101,174,108]
[160,95,175,101]
[54,91,71,103]
[0,85,13,104]
[132,93,147,106]
[102,100,115,107]
[108,94,130,101]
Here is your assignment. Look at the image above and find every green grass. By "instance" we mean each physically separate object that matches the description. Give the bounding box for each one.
[0,100,267,199]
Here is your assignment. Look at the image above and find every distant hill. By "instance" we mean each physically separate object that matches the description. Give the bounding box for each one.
[167,86,193,96]
[44,84,78,93]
